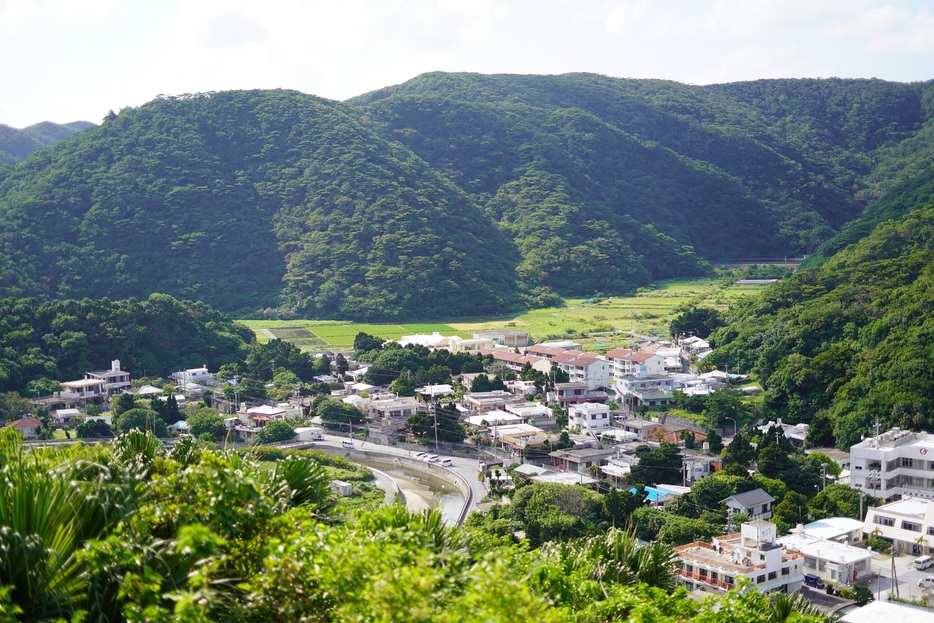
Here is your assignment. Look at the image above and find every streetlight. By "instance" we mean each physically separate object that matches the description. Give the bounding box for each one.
[725,417,737,438]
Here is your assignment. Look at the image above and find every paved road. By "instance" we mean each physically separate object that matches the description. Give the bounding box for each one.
[310,434,488,521]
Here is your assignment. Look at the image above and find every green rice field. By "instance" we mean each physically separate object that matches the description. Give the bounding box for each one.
[239,278,770,352]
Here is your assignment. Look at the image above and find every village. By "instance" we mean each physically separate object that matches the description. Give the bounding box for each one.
[8,329,934,621]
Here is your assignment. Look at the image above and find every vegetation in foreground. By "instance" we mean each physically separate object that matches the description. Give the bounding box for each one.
[0,427,835,623]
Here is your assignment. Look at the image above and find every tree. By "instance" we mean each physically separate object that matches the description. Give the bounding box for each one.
[772,491,810,532]
[75,419,113,438]
[317,399,366,428]
[0,391,30,425]
[669,306,724,339]
[353,332,384,357]
[388,371,416,396]
[252,420,296,445]
[703,389,750,429]
[187,409,225,440]
[112,392,137,416]
[631,442,682,485]
[706,428,723,454]
[407,403,466,444]
[809,484,865,520]
[721,432,756,467]
[112,408,168,437]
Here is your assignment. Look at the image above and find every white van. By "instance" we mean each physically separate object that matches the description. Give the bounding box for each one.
[915,555,933,570]
[919,576,934,588]
[341,440,354,449]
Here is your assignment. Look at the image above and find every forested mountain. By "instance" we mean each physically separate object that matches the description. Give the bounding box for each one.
[0,120,94,165]
[0,74,932,320]
[0,293,252,392]
[708,189,934,449]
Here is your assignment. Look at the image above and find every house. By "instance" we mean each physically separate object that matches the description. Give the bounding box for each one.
[463,390,524,413]
[57,378,107,405]
[613,375,675,410]
[549,446,616,476]
[604,348,666,379]
[416,384,455,399]
[758,418,809,447]
[171,366,214,387]
[722,488,774,521]
[524,346,609,390]
[5,416,44,438]
[850,427,934,501]
[85,360,132,395]
[863,497,934,556]
[472,329,531,348]
[673,520,804,594]
[365,396,419,421]
[568,402,611,432]
[446,336,496,354]
[778,524,875,586]
[797,517,865,546]
[548,382,608,408]
[132,384,164,397]
[53,408,81,426]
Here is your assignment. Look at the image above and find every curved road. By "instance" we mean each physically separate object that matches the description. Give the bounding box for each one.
[310,433,487,523]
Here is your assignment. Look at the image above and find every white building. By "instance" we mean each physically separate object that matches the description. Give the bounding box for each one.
[604,348,666,379]
[850,427,934,501]
[568,402,611,432]
[778,524,875,586]
[674,520,804,593]
[863,497,934,557]
[171,366,214,386]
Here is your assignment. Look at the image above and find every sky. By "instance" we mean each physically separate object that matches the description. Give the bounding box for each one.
[2,0,933,128]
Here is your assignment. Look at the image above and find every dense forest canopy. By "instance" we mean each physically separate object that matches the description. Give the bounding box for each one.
[0,294,252,394]
[1,75,933,320]
[708,198,934,449]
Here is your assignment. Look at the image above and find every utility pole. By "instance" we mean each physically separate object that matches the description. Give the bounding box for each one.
[820,463,827,491]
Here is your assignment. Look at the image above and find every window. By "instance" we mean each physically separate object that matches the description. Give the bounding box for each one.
[902,521,921,532]
[710,571,718,581]
[725,576,734,585]
[757,575,765,584]
[781,567,789,576]
[902,458,915,468]
[768,571,777,580]
[699,568,707,577]
[875,516,895,527]
[685,564,693,573]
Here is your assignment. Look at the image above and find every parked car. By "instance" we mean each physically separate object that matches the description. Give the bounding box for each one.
[918,576,934,588]
[440,458,454,467]
[916,555,933,570]
[426,454,440,463]
[803,574,825,589]
[341,440,354,449]
[413,452,429,461]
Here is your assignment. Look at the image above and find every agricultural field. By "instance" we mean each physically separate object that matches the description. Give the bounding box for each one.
[238,277,770,352]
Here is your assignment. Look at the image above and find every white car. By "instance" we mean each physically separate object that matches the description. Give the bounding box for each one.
[919,576,934,588]
[440,458,454,467]
[413,452,429,461]
[426,454,440,463]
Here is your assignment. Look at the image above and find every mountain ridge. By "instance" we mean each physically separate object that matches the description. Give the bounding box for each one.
[0,73,932,320]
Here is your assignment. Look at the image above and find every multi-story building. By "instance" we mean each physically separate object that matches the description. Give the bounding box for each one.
[613,375,675,410]
[674,520,804,594]
[604,348,666,379]
[85,360,131,395]
[549,382,608,408]
[568,402,610,432]
[850,427,934,501]
[863,497,934,557]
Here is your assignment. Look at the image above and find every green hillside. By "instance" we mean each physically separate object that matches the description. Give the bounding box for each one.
[708,194,934,448]
[0,120,94,165]
[1,74,933,320]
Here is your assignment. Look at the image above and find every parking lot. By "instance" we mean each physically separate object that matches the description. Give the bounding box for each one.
[860,553,934,603]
